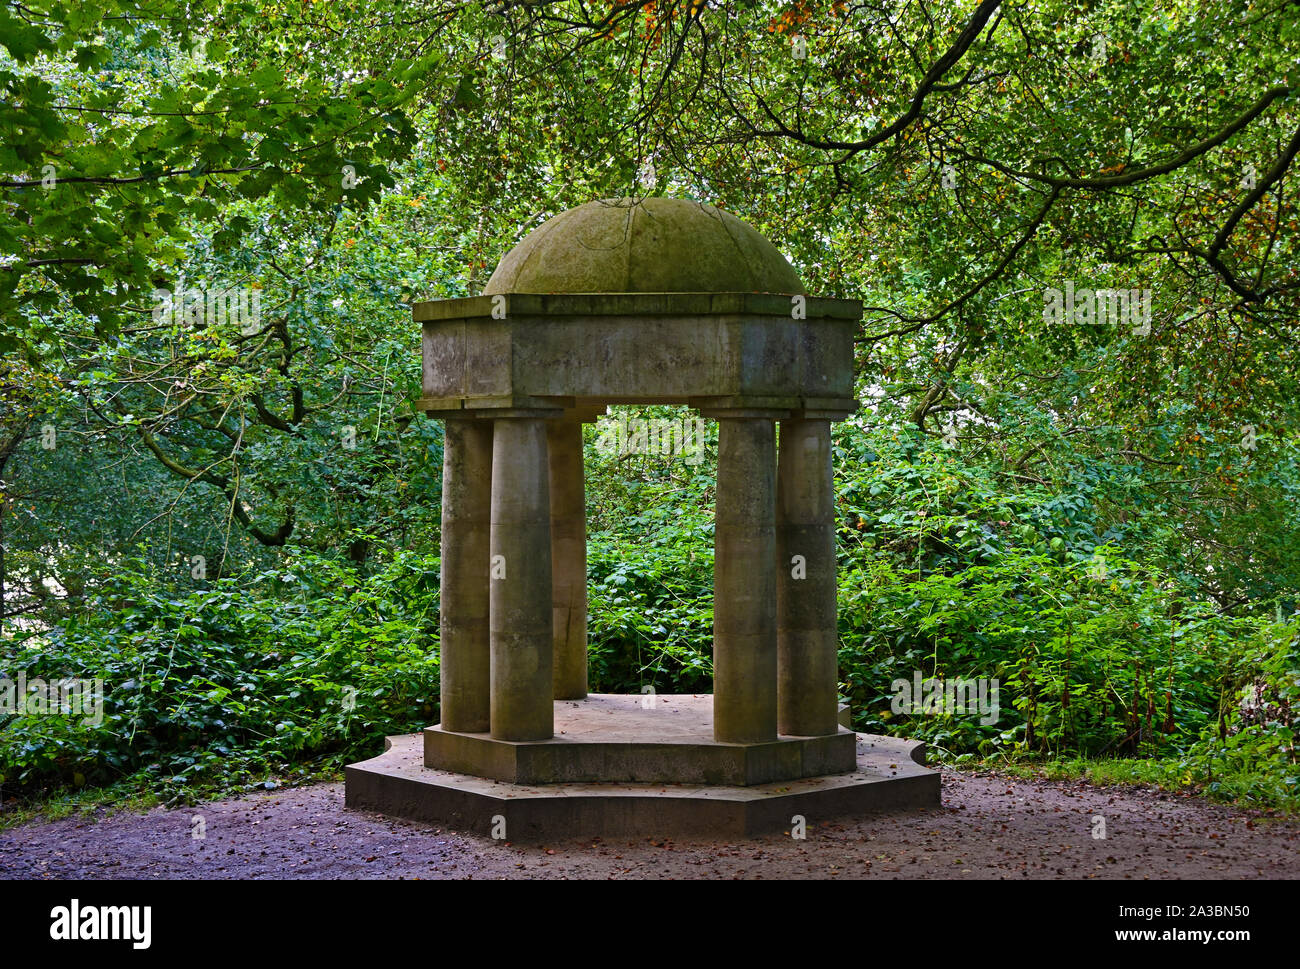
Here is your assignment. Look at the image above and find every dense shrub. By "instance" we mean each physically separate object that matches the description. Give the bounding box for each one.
[1,548,439,801]
[3,419,1296,811]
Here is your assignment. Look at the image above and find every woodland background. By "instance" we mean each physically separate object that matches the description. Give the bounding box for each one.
[1,0,1297,812]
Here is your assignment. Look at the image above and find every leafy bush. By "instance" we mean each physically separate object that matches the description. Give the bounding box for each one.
[1165,618,1299,808]
[587,524,714,695]
[4,417,1296,813]
[1,546,439,802]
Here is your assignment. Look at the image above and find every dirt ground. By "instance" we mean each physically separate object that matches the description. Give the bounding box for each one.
[2,768,1296,879]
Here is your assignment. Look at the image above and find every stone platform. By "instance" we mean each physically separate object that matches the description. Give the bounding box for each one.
[345,695,940,839]
[424,693,858,785]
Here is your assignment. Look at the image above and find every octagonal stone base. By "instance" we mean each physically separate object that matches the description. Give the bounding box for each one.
[424,694,858,785]
[345,731,938,840]
[345,694,940,839]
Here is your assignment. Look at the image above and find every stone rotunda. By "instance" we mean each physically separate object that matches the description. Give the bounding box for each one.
[345,198,939,838]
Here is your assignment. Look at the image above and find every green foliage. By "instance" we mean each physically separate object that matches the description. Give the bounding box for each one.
[1166,617,1299,808]
[0,0,419,352]
[821,423,1298,808]
[587,524,715,696]
[3,0,1299,816]
[0,546,439,802]
[586,407,717,695]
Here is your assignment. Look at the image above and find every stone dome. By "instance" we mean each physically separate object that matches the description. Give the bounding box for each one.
[483,197,805,296]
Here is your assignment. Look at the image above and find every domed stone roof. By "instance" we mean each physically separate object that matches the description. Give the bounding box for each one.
[483,197,806,296]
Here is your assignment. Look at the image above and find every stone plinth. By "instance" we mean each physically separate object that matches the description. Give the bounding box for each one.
[423,694,858,786]
[347,727,939,841]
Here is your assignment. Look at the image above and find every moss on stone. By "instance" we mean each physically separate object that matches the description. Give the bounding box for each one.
[483,197,806,296]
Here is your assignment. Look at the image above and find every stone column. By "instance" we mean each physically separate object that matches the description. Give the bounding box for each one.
[777,418,840,736]
[548,419,588,700]
[489,415,554,741]
[439,418,493,733]
[711,414,778,744]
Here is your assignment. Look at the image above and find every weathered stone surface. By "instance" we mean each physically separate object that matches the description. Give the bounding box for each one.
[713,418,778,744]
[347,728,938,840]
[424,694,856,786]
[417,307,859,412]
[777,418,840,737]
[483,198,806,296]
[548,419,588,700]
[439,420,493,733]
[488,417,554,741]
[414,292,861,321]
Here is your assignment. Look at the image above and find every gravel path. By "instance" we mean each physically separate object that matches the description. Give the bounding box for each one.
[2,770,1296,879]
